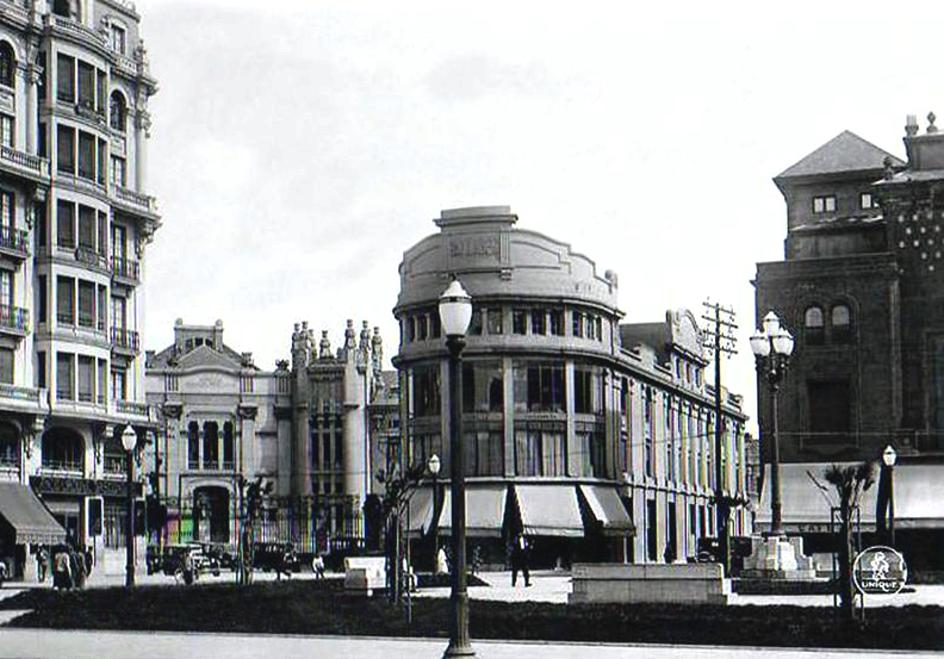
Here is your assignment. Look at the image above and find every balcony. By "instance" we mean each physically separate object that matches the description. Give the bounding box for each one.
[116,399,149,418]
[74,247,110,273]
[112,255,140,284]
[0,304,28,337]
[40,459,83,477]
[103,454,125,476]
[113,185,158,218]
[49,14,107,48]
[111,327,140,354]
[0,225,28,259]
[0,145,50,183]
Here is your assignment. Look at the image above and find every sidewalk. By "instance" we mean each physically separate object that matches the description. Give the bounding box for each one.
[0,629,936,659]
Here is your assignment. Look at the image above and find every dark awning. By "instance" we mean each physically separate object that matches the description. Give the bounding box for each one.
[578,484,635,536]
[0,482,66,545]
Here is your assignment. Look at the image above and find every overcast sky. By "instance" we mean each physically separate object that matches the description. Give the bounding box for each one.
[136,0,942,434]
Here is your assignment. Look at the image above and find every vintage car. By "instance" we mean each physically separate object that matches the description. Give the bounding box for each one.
[252,541,300,573]
[159,544,221,583]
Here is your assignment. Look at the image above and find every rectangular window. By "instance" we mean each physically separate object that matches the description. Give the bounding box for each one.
[97,359,107,404]
[56,352,74,400]
[0,190,11,229]
[0,269,11,308]
[112,224,126,260]
[111,294,126,330]
[468,307,482,335]
[97,211,108,255]
[97,285,106,331]
[37,275,46,323]
[412,365,440,417]
[56,54,75,103]
[512,309,527,335]
[78,205,95,250]
[463,429,504,477]
[111,25,127,54]
[96,70,106,115]
[56,125,75,174]
[549,310,564,336]
[77,61,95,110]
[56,200,75,248]
[77,355,94,402]
[486,308,502,335]
[56,276,74,325]
[97,138,107,184]
[36,351,45,389]
[514,428,565,477]
[461,361,503,413]
[531,309,546,335]
[77,280,94,327]
[525,363,564,412]
[860,192,874,210]
[77,131,95,180]
[0,114,12,148]
[574,366,602,414]
[573,311,584,338]
[812,195,836,214]
[112,368,126,401]
[0,347,12,385]
[644,388,654,477]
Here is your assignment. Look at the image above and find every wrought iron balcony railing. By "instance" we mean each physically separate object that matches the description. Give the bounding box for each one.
[111,255,140,282]
[0,304,28,334]
[111,327,140,353]
[0,225,28,256]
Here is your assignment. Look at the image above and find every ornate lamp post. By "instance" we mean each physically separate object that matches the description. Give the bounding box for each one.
[121,425,138,587]
[428,453,441,572]
[749,311,794,538]
[881,445,897,547]
[438,278,474,658]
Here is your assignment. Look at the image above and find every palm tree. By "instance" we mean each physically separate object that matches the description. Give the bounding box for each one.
[820,462,876,620]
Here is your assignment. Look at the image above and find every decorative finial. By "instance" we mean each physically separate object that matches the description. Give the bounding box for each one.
[928,112,938,134]
[906,114,919,137]
[883,155,895,181]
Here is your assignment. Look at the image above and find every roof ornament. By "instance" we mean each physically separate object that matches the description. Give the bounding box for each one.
[883,155,895,181]
[319,330,332,359]
[905,114,919,137]
[928,111,938,134]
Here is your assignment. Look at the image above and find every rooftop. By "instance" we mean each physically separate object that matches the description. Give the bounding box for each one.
[776,130,903,180]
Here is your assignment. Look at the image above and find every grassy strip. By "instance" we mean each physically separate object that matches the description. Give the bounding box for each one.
[2,580,942,650]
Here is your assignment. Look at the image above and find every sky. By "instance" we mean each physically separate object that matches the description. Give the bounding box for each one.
[135,0,944,435]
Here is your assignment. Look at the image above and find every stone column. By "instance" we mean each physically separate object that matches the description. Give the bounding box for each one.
[238,406,257,478]
[25,66,39,155]
[134,109,149,192]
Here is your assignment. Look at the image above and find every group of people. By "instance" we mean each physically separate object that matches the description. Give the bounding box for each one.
[36,544,94,591]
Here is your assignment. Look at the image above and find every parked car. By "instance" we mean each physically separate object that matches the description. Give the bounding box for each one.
[160,544,221,583]
[201,543,237,571]
[252,541,300,574]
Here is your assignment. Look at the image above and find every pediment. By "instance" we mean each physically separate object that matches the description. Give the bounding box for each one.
[176,345,242,370]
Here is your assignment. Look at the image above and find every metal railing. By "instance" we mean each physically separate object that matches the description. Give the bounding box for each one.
[111,326,140,352]
[0,304,28,332]
[0,383,41,403]
[74,246,109,270]
[0,224,28,255]
[116,399,149,417]
[52,15,107,47]
[104,455,125,474]
[115,185,156,213]
[41,459,83,474]
[112,255,140,282]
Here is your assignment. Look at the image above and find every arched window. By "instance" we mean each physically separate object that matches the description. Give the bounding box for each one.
[52,0,71,18]
[109,91,126,132]
[0,42,13,88]
[222,421,234,470]
[832,304,853,343]
[804,306,825,345]
[203,421,219,469]
[42,427,83,472]
[187,421,199,469]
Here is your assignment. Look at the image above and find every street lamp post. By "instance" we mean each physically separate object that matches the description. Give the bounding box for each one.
[428,453,441,572]
[881,445,897,547]
[749,311,795,538]
[438,278,474,659]
[121,425,138,588]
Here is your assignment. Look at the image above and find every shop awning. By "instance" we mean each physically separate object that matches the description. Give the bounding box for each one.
[756,463,878,533]
[513,484,583,537]
[0,482,66,545]
[578,484,635,536]
[437,485,507,537]
[405,486,437,537]
[888,463,944,529]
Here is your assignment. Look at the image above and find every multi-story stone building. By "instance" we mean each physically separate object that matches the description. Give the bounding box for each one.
[145,319,391,555]
[394,207,749,566]
[754,117,944,566]
[0,0,158,580]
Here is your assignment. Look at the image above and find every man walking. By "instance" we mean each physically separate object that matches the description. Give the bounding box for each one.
[510,533,531,587]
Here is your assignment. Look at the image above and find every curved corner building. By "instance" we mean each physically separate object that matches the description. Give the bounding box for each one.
[0,0,158,579]
[395,207,749,566]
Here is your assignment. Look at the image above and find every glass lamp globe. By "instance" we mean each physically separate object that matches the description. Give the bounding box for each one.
[749,331,771,357]
[883,445,897,467]
[762,311,781,337]
[438,278,473,337]
[121,426,137,452]
[428,453,441,476]
[772,329,795,356]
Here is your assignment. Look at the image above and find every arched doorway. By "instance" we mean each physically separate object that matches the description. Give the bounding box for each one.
[192,486,230,544]
[0,423,19,471]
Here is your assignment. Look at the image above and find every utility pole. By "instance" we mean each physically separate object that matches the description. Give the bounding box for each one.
[702,300,737,577]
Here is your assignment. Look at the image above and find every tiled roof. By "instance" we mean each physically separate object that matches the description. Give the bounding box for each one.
[776,130,904,179]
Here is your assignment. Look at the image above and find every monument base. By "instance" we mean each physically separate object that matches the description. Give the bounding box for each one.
[740,534,816,580]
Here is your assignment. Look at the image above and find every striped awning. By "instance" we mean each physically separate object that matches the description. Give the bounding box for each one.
[513,484,583,537]
[578,484,635,536]
[0,482,66,545]
[437,485,507,537]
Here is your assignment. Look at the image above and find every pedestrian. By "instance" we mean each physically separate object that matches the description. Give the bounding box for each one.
[275,543,293,581]
[510,533,531,587]
[435,547,448,575]
[36,545,48,583]
[311,555,325,579]
[73,548,87,589]
[84,547,94,578]
[53,546,72,591]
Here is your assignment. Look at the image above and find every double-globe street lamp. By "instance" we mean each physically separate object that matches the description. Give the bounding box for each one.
[749,311,795,538]
[438,278,475,658]
[121,425,138,588]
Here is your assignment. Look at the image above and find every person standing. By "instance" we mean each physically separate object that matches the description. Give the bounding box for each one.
[510,533,531,587]
[73,548,87,590]
[36,545,48,583]
[53,547,72,591]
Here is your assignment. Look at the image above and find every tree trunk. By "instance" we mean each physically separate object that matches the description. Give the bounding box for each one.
[838,515,854,620]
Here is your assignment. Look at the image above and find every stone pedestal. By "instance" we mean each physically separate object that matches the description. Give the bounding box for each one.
[741,534,816,580]
[569,563,731,605]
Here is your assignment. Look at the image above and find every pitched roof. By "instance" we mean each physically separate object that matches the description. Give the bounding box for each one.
[776,130,904,180]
